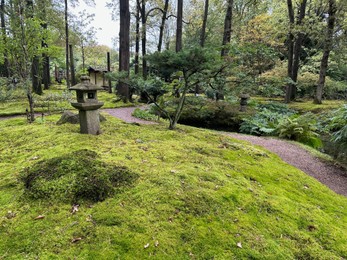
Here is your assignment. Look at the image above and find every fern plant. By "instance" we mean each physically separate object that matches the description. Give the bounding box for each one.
[276,113,322,148]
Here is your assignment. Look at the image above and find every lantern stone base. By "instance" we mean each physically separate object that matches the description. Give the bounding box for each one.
[79,110,101,135]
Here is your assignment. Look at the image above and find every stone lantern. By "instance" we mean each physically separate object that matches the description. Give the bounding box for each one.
[70,75,104,135]
[239,94,250,112]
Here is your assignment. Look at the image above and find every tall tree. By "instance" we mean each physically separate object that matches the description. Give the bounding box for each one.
[135,2,140,74]
[118,0,130,101]
[140,0,147,78]
[221,0,233,56]
[176,0,183,52]
[65,0,70,88]
[200,0,209,47]
[285,0,307,103]
[314,0,337,104]
[158,0,169,52]
[0,0,9,77]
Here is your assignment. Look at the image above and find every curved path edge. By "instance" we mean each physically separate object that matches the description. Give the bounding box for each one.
[225,133,347,197]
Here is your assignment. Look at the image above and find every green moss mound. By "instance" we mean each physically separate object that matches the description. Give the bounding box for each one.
[21,149,138,202]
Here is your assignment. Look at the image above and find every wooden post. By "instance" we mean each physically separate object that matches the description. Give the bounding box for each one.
[107,52,112,93]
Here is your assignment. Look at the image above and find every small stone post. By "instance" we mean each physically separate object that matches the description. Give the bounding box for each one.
[240,94,250,112]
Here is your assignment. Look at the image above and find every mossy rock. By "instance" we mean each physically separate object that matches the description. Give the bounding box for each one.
[56,111,106,125]
[20,149,138,203]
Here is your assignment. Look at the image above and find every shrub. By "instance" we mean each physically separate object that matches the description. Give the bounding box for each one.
[132,107,158,121]
[240,102,295,135]
[153,96,253,130]
[276,113,322,148]
[21,149,139,203]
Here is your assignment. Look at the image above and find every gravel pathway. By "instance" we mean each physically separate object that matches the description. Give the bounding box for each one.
[225,133,347,197]
[103,107,157,125]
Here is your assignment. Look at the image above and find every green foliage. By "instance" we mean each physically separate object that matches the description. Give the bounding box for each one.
[152,96,252,130]
[132,108,158,121]
[20,149,138,203]
[276,114,322,148]
[240,102,295,135]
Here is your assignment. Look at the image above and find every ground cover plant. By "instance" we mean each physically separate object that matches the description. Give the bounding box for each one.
[1,115,347,259]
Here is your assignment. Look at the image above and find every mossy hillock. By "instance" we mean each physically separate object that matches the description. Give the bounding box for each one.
[1,115,347,259]
[21,149,138,203]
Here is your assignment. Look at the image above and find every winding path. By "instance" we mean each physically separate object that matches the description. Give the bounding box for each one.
[104,107,347,197]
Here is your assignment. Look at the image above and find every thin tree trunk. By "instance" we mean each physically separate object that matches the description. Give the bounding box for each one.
[135,3,140,74]
[40,1,50,90]
[285,0,295,103]
[32,56,42,95]
[141,0,147,79]
[118,0,130,102]
[176,0,183,52]
[107,52,112,93]
[285,0,307,102]
[0,0,9,77]
[81,40,85,71]
[314,0,336,104]
[69,44,76,85]
[221,0,233,57]
[65,0,70,88]
[200,0,209,47]
[158,0,169,52]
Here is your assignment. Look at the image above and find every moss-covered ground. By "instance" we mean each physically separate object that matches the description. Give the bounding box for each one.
[0,85,133,117]
[1,114,347,259]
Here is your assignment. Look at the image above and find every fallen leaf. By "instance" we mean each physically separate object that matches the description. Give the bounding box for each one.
[71,204,79,214]
[144,243,150,249]
[34,215,45,220]
[237,242,242,248]
[155,240,159,247]
[6,211,16,219]
[71,237,82,243]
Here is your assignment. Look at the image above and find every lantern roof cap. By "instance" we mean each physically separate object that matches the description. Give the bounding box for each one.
[69,75,104,91]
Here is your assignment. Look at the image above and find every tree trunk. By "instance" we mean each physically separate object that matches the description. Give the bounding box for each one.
[158,0,169,52]
[200,0,209,47]
[39,0,50,90]
[176,0,183,52]
[65,0,70,88]
[118,0,130,102]
[314,0,336,104]
[69,44,76,85]
[135,3,140,74]
[285,0,295,103]
[0,0,9,77]
[107,52,112,93]
[32,55,42,95]
[141,0,147,79]
[285,0,307,103]
[221,0,233,57]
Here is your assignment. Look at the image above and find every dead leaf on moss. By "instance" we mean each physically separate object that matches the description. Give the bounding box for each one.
[34,215,45,220]
[155,240,159,247]
[144,243,150,249]
[237,242,242,248]
[71,237,82,243]
[71,204,79,214]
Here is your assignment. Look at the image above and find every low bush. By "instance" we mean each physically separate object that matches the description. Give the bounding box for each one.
[132,107,158,121]
[21,149,139,203]
[240,102,295,136]
[276,113,322,148]
[151,96,254,130]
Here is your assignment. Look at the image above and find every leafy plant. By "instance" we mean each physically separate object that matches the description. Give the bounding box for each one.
[132,108,158,121]
[277,113,322,148]
[240,102,295,135]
